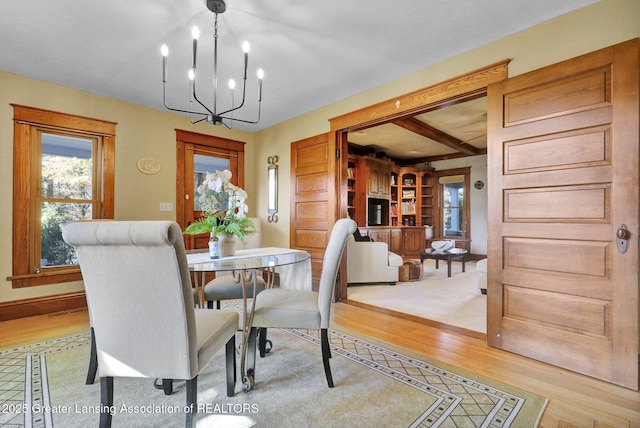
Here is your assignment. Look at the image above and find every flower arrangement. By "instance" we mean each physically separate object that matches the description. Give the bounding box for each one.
[183,170,256,240]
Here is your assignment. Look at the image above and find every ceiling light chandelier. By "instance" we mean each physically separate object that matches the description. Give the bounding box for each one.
[161,0,263,127]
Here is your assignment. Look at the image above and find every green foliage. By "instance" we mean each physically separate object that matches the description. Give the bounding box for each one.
[184,214,256,240]
[40,154,93,267]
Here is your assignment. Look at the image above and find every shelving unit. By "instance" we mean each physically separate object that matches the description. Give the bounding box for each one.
[390,169,399,226]
[419,171,435,227]
[393,167,435,227]
[347,157,357,222]
[399,171,417,226]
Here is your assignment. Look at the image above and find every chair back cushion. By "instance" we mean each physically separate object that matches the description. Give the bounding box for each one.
[317,218,357,328]
[62,221,197,380]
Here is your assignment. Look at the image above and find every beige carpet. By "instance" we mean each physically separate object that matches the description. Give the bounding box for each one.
[347,259,487,333]
[5,325,548,427]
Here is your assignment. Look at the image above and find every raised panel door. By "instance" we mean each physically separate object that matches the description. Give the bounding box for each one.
[487,39,638,388]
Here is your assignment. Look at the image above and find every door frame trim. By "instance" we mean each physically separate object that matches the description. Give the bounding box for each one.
[175,129,245,232]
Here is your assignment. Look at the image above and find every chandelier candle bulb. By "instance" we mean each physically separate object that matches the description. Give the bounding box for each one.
[257,69,264,101]
[242,42,250,80]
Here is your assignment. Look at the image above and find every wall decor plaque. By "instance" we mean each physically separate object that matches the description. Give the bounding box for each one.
[136,158,161,175]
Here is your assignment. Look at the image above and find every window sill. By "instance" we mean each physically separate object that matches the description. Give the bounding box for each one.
[8,269,82,288]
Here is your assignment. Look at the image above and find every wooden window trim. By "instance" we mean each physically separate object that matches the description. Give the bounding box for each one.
[9,105,116,287]
[175,129,245,232]
[435,167,471,240]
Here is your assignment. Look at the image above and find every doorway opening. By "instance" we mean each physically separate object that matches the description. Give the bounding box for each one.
[330,61,509,338]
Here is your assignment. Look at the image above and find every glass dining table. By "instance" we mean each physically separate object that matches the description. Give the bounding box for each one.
[187,247,311,392]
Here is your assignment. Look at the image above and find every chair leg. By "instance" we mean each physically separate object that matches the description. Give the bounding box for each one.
[320,329,334,388]
[258,327,267,357]
[99,377,113,428]
[225,334,236,397]
[206,300,213,309]
[186,376,197,428]
[162,379,173,395]
[86,327,98,385]
[247,328,258,379]
[216,300,221,310]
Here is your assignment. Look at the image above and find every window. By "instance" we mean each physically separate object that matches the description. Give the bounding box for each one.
[436,168,470,240]
[193,154,230,212]
[10,105,116,287]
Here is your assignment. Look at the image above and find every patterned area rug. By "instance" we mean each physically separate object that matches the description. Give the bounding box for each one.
[1,326,546,427]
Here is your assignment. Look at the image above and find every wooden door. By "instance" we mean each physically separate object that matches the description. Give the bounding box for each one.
[487,39,639,389]
[175,130,244,250]
[290,133,338,290]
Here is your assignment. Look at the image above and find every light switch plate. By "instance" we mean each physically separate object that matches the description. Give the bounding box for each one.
[159,202,173,212]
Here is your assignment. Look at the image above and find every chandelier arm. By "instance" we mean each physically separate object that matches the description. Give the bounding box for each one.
[219,102,261,124]
[217,78,248,117]
[190,116,210,124]
[163,81,209,117]
[191,64,216,117]
[192,87,216,117]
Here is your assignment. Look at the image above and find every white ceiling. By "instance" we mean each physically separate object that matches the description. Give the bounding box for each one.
[348,95,488,161]
[0,0,598,132]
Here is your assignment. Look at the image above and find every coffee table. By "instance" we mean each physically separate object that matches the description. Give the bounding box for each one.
[419,248,468,277]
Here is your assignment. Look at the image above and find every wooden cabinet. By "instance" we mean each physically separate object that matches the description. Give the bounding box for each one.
[360,226,428,258]
[366,228,390,245]
[390,228,403,254]
[346,155,433,230]
[403,227,427,258]
[362,157,391,198]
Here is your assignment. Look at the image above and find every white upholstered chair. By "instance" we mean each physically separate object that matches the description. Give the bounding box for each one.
[202,218,265,309]
[62,220,239,428]
[246,218,357,388]
[346,234,403,285]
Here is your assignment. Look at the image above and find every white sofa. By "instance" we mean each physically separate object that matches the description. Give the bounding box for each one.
[477,258,487,294]
[346,234,404,285]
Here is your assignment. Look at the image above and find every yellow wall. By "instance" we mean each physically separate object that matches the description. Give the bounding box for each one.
[252,0,640,247]
[0,73,256,303]
[1,0,638,304]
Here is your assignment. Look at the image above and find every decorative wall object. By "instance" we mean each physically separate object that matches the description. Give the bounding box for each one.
[136,158,161,175]
[267,155,278,222]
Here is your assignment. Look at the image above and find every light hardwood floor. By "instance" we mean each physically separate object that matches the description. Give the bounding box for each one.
[2,305,638,428]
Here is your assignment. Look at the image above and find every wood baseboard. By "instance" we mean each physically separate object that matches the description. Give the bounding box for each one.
[344,299,487,341]
[0,292,87,322]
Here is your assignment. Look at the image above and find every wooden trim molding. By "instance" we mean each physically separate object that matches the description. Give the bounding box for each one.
[329,59,510,131]
[11,104,117,136]
[0,292,87,322]
[9,105,116,288]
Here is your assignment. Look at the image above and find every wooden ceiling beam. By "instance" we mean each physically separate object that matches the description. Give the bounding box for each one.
[391,117,480,156]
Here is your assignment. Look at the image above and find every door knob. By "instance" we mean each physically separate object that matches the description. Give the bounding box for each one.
[616,224,630,254]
